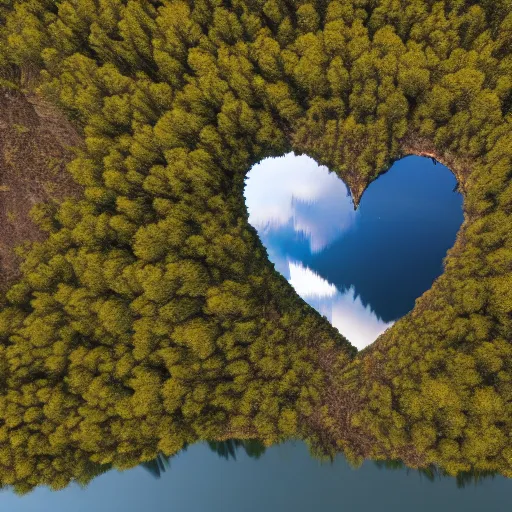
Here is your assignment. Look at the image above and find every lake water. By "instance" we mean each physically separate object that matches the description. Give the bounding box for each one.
[7,441,512,512]
[5,154,512,510]
[244,153,464,349]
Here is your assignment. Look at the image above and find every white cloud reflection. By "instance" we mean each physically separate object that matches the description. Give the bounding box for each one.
[288,260,337,298]
[288,262,394,350]
[245,153,357,253]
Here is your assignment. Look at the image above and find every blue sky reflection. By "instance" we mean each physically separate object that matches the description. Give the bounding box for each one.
[245,152,356,253]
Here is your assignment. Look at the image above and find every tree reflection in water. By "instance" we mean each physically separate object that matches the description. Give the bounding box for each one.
[373,460,497,489]
[138,440,497,488]
[140,439,266,478]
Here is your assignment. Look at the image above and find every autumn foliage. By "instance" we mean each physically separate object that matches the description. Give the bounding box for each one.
[0,0,510,493]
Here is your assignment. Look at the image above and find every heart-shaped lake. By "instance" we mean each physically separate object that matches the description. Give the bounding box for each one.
[244,153,464,350]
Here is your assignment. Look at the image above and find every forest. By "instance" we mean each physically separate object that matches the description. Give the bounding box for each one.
[0,0,509,494]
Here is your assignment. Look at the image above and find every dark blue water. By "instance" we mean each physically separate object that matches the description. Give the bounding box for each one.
[303,157,464,322]
[6,154,511,510]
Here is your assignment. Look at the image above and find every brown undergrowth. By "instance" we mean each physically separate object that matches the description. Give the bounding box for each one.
[0,88,83,292]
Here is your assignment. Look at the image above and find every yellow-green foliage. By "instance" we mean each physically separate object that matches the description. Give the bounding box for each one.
[0,0,510,493]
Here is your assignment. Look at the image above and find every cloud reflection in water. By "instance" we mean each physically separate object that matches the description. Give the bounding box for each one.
[245,152,356,253]
[245,153,393,349]
[288,262,393,350]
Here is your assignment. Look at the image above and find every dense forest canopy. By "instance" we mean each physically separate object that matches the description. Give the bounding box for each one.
[0,0,509,494]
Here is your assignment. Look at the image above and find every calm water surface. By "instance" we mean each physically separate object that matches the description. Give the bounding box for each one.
[245,153,464,349]
[5,441,512,512]
[5,154,511,510]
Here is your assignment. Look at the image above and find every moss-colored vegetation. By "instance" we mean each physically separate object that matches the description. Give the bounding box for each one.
[0,0,510,493]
